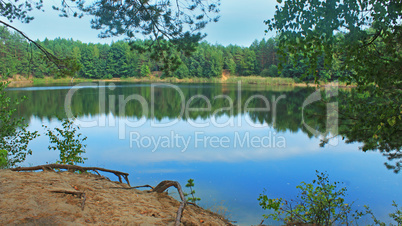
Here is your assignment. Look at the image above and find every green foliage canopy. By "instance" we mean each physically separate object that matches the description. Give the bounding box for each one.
[0,27,285,79]
[266,0,402,170]
[0,0,44,23]
[266,0,401,87]
[1,0,220,73]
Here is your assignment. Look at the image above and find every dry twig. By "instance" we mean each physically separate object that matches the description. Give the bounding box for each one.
[51,190,86,210]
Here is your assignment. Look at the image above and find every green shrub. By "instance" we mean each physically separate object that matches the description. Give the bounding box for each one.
[268,65,278,77]
[260,68,270,77]
[44,118,87,165]
[261,65,279,77]
[258,171,360,225]
[0,149,8,168]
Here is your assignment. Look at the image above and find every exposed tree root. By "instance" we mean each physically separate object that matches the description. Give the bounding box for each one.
[112,185,154,190]
[132,185,154,189]
[152,180,187,226]
[51,190,86,210]
[110,181,187,225]
[115,180,188,225]
[11,164,130,186]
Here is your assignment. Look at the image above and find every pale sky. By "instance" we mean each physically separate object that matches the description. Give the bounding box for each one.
[1,0,278,47]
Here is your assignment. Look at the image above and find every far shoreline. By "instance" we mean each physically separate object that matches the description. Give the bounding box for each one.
[2,74,351,88]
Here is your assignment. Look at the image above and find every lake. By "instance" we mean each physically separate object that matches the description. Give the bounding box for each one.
[7,82,401,225]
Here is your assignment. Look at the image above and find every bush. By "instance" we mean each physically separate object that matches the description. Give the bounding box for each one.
[174,64,190,79]
[44,118,87,165]
[260,68,270,77]
[268,65,278,77]
[258,171,360,225]
[260,65,278,77]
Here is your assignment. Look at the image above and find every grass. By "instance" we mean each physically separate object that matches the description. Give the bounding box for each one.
[3,74,351,88]
[30,75,298,86]
[32,77,92,85]
[224,75,295,85]
[116,75,298,85]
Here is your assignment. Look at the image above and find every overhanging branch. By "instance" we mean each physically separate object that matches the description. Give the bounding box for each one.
[0,19,64,69]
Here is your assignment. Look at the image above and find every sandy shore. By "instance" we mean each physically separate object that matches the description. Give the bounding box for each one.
[0,169,231,225]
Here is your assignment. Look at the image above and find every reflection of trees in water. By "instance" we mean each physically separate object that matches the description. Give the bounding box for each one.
[336,90,401,173]
[9,84,314,130]
[7,83,400,172]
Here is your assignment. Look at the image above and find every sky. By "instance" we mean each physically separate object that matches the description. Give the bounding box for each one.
[1,0,278,47]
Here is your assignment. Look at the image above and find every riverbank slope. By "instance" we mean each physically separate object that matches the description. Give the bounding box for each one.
[0,169,231,225]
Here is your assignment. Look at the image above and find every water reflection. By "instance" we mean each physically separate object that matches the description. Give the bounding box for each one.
[9,83,328,136]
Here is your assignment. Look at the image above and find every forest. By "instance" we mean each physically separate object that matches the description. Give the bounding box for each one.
[0,25,341,81]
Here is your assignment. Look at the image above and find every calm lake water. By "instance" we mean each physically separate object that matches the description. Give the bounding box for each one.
[7,82,401,225]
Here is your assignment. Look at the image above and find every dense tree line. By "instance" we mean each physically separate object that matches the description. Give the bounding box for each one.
[1,26,340,81]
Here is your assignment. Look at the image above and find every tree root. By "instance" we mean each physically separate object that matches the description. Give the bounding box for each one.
[152,180,187,226]
[51,190,86,210]
[11,164,130,186]
[112,181,187,225]
[112,185,154,190]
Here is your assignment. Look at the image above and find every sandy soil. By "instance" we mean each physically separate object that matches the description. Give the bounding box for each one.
[0,170,231,225]
[3,74,34,87]
[221,70,230,82]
